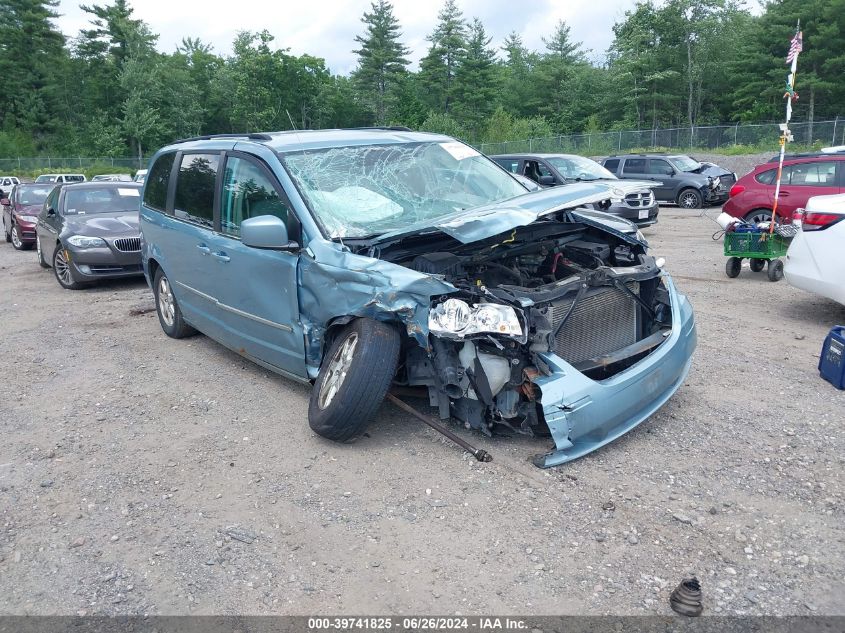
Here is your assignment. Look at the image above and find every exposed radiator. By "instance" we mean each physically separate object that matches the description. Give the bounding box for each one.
[550,283,639,365]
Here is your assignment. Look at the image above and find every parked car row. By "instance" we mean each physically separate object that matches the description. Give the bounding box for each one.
[0,129,698,469]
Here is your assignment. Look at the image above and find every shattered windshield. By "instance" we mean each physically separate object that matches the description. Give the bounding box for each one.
[546,156,616,181]
[280,141,527,238]
[670,155,701,172]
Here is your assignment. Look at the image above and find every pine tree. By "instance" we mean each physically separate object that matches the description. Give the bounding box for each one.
[352,0,410,125]
[418,0,467,114]
[0,0,66,136]
[453,18,498,140]
[534,20,586,131]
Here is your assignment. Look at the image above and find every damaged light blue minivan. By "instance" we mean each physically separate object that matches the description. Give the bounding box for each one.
[140,129,697,468]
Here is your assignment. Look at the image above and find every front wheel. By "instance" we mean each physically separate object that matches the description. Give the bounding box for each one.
[678,189,703,209]
[767,259,784,282]
[153,268,196,339]
[10,224,31,250]
[53,244,84,290]
[725,257,742,278]
[308,318,401,442]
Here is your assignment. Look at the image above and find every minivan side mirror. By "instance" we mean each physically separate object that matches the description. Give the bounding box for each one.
[241,215,299,251]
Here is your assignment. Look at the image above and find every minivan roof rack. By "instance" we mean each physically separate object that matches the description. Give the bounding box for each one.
[172,133,273,144]
[348,126,413,132]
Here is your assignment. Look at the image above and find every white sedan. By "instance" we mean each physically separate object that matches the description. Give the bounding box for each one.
[784,193,845,305]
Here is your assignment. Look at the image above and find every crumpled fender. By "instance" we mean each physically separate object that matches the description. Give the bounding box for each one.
[299,238,457,378]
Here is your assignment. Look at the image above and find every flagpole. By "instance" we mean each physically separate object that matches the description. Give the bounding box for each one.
[771,21,802,235]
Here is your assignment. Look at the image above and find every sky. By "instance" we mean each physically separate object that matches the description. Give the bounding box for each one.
[54,0,638,73]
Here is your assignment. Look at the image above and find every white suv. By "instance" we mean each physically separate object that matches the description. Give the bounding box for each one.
[35,174,87,184]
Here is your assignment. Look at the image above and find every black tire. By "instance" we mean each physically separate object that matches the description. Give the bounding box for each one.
[677,188,703,209]
[52,244,84,290]
[10,224,32,250]
[153,267,196,339]
[308,318,400,442]
[3,219,10,243]
[725,257,742,278]
[745,209,772,224]
[767,258,784,282]
[749,258,766,273]
[36,238,50,268]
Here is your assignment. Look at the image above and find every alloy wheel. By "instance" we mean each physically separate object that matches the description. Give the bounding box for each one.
[680,192,700,209]
[318,333,359,410]
[157,276,176,327]
[747,210,772,224]
[54,248,73,286]
[11,225,22,248]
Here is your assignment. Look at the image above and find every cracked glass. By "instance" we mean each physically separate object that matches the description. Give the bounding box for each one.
[281,141,526,238]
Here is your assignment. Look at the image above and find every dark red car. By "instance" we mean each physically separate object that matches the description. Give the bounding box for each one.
[2,183,54,250]
[723,153,844,223]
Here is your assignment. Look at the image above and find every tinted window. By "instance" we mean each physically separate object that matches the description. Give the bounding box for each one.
[174,153,219,227]
[755,169,776,185]
[144,152,176,212]
[221,156,288,238]
[787,161,837,186]
[649,159,674,175]
[603,159,619,172]
[44,187,60,212]
[65,175,85,182]
[623,158,646,174]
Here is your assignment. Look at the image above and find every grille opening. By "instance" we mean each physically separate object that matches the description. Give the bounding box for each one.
[113,237,141,252]
[548,281,668,378]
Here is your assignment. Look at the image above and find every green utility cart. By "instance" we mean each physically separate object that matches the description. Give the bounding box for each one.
[723,229,792,282]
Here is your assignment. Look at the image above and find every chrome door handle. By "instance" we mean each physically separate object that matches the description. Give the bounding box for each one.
[196,244,210,255]
[211,251,230,262]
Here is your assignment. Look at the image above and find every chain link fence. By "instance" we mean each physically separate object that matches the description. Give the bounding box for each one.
[478,118,844,157]
[0,156,147,173]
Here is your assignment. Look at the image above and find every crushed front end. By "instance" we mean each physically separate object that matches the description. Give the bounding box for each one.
[361,208,696,467]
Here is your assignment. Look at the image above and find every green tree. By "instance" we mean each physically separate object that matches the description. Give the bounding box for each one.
[418,0,466,114]
[0,0,66,141]
[533,20,588,131]
[352,0,410,124]
[452,18,498,140]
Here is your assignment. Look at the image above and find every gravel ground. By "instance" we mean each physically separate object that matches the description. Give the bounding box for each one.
[0,207,843,617]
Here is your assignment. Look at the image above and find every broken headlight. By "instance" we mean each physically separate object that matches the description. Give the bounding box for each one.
[429,298,523,338]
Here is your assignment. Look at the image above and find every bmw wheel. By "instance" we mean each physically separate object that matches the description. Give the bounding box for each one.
[53,244,84,290]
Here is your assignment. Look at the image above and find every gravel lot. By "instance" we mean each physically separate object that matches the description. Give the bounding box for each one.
[1,207,843,617]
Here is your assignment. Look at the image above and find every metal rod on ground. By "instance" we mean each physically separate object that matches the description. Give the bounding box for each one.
[386,393,492,463]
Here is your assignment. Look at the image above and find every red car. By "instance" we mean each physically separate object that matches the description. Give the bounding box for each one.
[2,183,55,250]
[723,153,844,223]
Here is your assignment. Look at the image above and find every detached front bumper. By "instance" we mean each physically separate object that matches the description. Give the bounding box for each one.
[531,275,697,468]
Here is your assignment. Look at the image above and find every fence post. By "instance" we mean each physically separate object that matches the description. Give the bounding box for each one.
[618,130,622,151]
[18,157,21,170]
[832,116,838,146]
[48,157,51,169]
[734,123,739,146]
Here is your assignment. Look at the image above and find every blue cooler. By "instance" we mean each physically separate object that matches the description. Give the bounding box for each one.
[819,326,845,390]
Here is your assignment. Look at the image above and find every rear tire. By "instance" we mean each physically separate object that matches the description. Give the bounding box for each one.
[153,268,196,339]
[767,259,784,282]
[725,257,742,278]
[308,318,400,442]
[745,209,772,224]
[749,258,766,273]
[677,188,703,209]
[36,238,49,268]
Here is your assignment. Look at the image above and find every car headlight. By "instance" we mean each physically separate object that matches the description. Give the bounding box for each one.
[19,215,38,223]
[67,235,107,248]
[429,298,523,338]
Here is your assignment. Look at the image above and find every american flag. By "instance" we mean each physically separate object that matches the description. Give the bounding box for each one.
[786,31,803,64]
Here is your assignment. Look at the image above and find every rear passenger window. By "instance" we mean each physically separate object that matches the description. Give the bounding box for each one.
[143,152,175,211]
[755,169,776,185]
[220,156,288,238]
[174,153,219,227]
[623,158,646,173]
[787,161,836,186]
[603,159,619,172]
